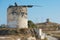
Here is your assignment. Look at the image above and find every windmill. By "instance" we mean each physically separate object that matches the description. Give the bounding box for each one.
[7,2,42,29]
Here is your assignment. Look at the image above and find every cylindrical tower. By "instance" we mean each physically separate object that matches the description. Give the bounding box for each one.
[7,3,28,28]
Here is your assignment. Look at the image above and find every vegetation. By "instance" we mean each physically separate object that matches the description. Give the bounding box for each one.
[0,20,38,35]
[44,37,48,40]
[28,20,37,28]
[0,24,7,28]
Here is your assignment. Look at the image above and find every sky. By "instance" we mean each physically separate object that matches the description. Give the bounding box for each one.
[0,0,60,25]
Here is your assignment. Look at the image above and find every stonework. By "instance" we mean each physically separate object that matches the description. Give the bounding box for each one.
[7,3,28,28]
[0,28,43,40]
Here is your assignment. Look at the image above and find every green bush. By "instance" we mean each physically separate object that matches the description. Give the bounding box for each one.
[28,20,37,28]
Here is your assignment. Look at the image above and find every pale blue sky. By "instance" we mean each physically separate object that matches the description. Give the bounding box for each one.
[0,0,60,25]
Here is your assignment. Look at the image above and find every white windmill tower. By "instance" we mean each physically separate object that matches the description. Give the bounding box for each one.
[7,3,33,28]
[7,2,41,29]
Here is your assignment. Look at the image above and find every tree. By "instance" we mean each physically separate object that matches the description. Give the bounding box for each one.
[0,24,6,28]
[28,20,37,28]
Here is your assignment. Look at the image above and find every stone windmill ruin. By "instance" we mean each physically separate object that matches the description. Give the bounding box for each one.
[7,3,41,29]
[7,3,33,28]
